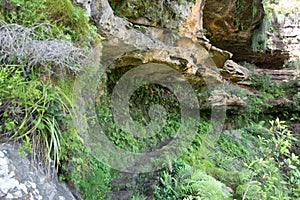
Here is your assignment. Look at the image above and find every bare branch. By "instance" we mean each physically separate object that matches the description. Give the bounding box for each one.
[0,21,87,74]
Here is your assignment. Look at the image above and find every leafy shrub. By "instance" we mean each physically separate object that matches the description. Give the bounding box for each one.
[292,87,300,112]
[242,118,300,199]
[130,193,147,200]
[46,0,74,23]
[248,74,285,98]
[0,0,106,199]
[179,120,210,166]
[0,65,111,198]
[96,81,183,153]
[58,118,111,200]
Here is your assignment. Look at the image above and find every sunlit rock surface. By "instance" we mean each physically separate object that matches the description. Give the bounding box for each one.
[0,143,76,200]
[266,0,300,67]
[90,0,237,86]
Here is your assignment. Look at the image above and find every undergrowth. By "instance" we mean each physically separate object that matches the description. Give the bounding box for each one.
[1,0,99,44]
[0,66,70,169]
[0,1,108,199]
[0,1,299,200]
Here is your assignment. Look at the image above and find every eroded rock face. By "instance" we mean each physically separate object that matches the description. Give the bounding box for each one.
[203,0,264,52]
[0,143,76,200]
[109,39,226,85]
[254,68,299,82]
[179,0,206,38]
[106,0,196,31]
[267,11,300,65]
[202,0,288,67]
[89,0,299,106]
[90,0,235,86]
[221,60,250,83]
[209,90,246,107]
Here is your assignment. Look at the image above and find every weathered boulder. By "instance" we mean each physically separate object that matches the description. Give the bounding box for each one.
[106,0,197,31]
[221,60,250,82]
[209,89,246,107]
[203,0,300,69]
[0,143,76,200]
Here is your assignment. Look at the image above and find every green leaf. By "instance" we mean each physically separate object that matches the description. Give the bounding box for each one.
[5,121,16,131]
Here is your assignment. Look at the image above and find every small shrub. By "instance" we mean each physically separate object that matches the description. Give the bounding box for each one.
[248,74,285,98]
[95,82,183,153]
[130,193,147,200]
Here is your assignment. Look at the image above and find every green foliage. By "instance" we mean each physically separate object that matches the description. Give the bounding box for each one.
[2,0,98,44]
[130,193,147,200]
[230,73,291,125]
[46,0,74,22]
[292,88,300,112]
[283,57,300,68]
[197,28,208,35]
[108,0,190,27]
[245,94,271,122]
[1,1,298,199]
[96,82,182,153]
[154,161,232,200]
[0,65,110,198]
[45,0,98,44]
[178,118,300,199]
[18,135,33,155]
[49,79,111,199]
[0,0,107,199]
[3,0,47,25]
[233,0,250,30]
[179,120,210,166]
[58,127,111,200]
[248,74,285,98]
[242,118,300,199]
[46,0,89,37]
[251,16,269,52]
[0,65,71,171]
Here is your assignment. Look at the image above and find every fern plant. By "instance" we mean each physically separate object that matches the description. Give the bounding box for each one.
[154,161,232,200]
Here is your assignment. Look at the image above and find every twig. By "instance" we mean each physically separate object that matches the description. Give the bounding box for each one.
[242,172,254,200]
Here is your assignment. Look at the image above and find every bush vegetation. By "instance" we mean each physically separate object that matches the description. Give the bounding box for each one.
[0,0,299,199]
